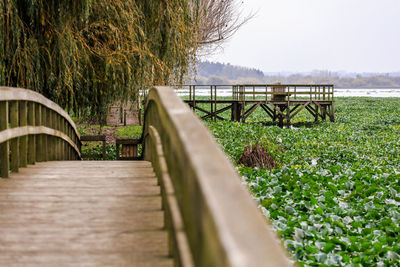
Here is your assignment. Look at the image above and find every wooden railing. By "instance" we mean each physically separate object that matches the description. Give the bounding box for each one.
[143,86,290,267]
[0,87,81,178]
[175,84,334,102]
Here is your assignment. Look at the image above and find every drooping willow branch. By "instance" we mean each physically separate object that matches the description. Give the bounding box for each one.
[0,0,196,121]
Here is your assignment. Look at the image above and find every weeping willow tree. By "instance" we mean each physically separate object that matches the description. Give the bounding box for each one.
[0,0,197,121]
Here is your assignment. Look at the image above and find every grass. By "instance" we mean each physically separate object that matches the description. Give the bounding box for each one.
[115,125,142,138]
[204,97,400,266]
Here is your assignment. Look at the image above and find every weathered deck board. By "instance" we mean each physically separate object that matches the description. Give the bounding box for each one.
[0,161,172,267]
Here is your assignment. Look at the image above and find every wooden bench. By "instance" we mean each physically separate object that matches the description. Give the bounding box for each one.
[116,138,141,160]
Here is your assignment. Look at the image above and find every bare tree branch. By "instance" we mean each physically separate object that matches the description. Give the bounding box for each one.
[194,0,254,55]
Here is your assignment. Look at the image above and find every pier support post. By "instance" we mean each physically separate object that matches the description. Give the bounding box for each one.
[286,103,291,127]
[231,102,242,122]
[278,105,285,128]
[314,104,319,122]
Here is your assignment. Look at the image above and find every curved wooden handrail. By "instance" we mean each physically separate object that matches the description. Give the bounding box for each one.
[0,87,80,137]
[0,87,81,178]
[0,126,80,156]
[143,86,291,267]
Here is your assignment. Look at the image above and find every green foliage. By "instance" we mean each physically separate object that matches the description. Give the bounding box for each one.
[205,97,400,266]
[81,143,116,161]
[116,126,142,139]
[1,0,197,121]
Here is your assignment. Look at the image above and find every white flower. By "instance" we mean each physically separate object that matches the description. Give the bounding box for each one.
[312,158,318,166]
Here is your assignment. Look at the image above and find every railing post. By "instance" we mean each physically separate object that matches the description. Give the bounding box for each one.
[0,101,9,178]
[68,125,72,160]
[35,104,42,162]
[27,102,36,165]
[49,110,55,161]
[19,101,28,167]
[55,115,59,160]
[41,107,48,162]
[62,119,67,160]
[10,101,19,172]
[59,117,63,160]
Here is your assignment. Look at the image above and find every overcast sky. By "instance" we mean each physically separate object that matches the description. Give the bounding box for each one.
[208,0,400,73]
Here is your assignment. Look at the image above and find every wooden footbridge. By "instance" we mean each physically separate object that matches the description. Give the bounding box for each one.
[176,84,335,127]
[0,87,290,266]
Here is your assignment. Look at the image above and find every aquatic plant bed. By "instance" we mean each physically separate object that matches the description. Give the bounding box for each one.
[205,97,400,266]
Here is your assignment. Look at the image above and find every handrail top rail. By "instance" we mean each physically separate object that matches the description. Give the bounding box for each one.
[0,87,80,138]
[146,86,291,266]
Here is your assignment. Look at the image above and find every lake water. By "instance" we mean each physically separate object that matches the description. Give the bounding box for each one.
[335,88,400,97]
[175,88,400,98]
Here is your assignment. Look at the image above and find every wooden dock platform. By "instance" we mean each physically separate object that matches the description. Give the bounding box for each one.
[176,84,335,127]
[0,161,172,267]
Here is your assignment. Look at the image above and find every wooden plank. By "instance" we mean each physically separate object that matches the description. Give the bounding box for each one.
[0,161,172,267]
[115,138,141,145]
[30,161,152,168]
[0,101,9,178]
[80,135,106,142]
[0,253,173,267]
[10,101,19,172]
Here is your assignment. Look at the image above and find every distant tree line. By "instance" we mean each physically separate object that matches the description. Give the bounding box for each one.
[193,61,400,88]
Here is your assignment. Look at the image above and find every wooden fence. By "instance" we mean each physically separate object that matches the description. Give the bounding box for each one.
[0,87,81,178]
[142,86,291,267]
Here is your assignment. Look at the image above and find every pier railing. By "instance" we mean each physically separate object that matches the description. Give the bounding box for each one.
[0,87,81,178]
[143,86,290,266]
[175,84,334,102]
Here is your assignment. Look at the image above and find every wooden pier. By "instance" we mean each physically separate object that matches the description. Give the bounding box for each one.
[176,84,335,127]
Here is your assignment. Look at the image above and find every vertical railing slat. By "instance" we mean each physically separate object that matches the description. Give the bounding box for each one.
[41,107,48,162]
[49,110,56,161]
[19,101,28,168]
[27,102,36,164]
[10,101,19,172]
[35,104,42,162]
[0,101,10,178]
[56,115,61,160]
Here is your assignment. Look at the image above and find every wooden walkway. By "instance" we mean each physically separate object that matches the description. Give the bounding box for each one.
[0,86,291,266]
[0,161,172,267]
